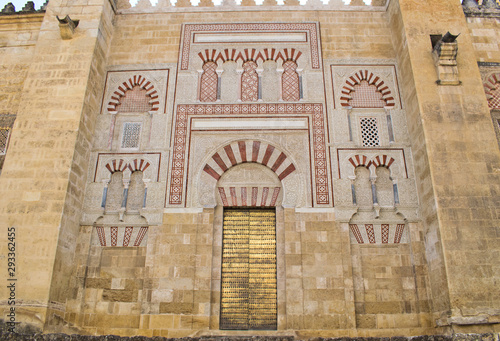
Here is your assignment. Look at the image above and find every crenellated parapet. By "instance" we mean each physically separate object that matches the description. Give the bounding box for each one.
[0,1,47,14]
[462,0,500,17]
[117,0,389,13]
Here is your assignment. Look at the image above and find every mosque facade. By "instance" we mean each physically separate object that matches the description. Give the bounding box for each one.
[0,0,499,337]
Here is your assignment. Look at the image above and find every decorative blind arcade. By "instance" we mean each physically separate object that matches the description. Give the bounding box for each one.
[220,208,277,330]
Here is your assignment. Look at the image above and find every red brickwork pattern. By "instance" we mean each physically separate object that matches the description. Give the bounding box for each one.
[252,187,258,206]
[282,61,300,102]
[169,108,188,204]
[348,154,370,168]
[128,159,151,172]
[96,226,106,246]
[133,227,149,246]
[381,224,389,244]
[241,187,247,206]
[230,187,238,206]
[241,61,259,102]
[200,61,218,102]
[123,226,133,246]
[204,141,296,182]
[169,103,329,206]
[340,70,395,108]
[483,73,500,109]
[312,105,329,204]
[394,224,405,243]
[349,81,385,108]
[198,47,303,67]
[349,224,364,244]
[261,187,269,205]
[110,227,118,246]
[218,186,281,207]
[365,224,376,243]
[371,154,395,168]
[270,187,281,206]
[105,159,151,174]
[116,87,152,112]
[94,226,149,247]
[218,187,229,206]
[107,75,159,113]
[182,23,319,70]
[347,154,395,171]
[105,159,128,173]
[348,223,406,244]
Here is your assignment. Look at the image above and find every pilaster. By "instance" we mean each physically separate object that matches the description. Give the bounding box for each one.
[388,0,500,330]
[0,0,115,332]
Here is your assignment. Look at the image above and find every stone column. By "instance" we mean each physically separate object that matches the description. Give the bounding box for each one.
[0,0,115,333]
[388,0,500,332]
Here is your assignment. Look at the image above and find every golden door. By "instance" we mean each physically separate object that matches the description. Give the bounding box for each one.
[220,208,277,330]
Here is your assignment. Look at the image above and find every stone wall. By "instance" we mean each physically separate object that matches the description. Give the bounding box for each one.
[0,0,115,333]
[466,16,500,63]
[388,0,500,331]
[0,0,499,338]
[0,13,42,116]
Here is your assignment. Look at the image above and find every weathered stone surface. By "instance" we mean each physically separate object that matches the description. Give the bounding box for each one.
[1,331,498,341]
[0,0,499,337]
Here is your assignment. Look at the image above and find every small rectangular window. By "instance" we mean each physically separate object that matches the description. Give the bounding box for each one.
[360,117,380,147]
[121,122,142,149]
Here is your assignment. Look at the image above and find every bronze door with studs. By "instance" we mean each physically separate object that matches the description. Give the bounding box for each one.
[220,208,277,330]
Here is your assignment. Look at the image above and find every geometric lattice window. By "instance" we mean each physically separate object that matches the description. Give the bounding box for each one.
[360,117,380,146]
[349,80,386,108]
[0,127,11,155]
[121,122,141,149]
[115,86,153,113]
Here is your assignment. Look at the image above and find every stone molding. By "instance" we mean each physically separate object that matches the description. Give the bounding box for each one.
[180,23,321,71]
[167,103,330,207]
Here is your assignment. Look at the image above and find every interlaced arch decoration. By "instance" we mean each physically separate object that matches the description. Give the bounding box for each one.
[203,140,296,181]
[107,75,160,114]
[198,48,302,66]
[340,70,395,108]
[483,73,500,109]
